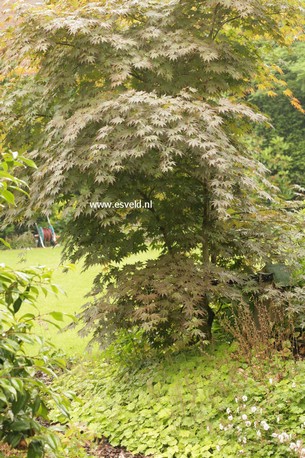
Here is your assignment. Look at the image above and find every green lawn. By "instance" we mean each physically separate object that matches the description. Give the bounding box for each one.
[1,246,158,356]
[1,247,100,355]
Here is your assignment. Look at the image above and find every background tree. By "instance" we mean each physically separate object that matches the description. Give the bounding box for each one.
[251,42,305,194]
[1,0,305,348]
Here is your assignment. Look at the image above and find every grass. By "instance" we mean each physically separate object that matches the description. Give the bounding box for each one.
[1,246,158,356]
[1,247,100,355]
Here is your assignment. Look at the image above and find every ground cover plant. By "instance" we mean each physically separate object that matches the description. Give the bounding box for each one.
[59,346,305,458]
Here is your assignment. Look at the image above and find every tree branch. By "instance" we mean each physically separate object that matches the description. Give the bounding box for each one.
[138,189,174,255]
[54,41,76,48]
[130,70,146,83]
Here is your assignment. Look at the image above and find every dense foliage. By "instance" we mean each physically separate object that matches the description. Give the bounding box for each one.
[0,151,73,457]
[251,42,305,196]
[60,348,305,458]
[1,0,305,348]
[1,3,305,457]
[0,264,70,457]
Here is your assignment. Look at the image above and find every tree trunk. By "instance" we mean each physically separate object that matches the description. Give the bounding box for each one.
[199,294,215,341]
[199,179,215,340]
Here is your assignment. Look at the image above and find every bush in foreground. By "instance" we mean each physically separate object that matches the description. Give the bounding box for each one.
[0,151,73,457]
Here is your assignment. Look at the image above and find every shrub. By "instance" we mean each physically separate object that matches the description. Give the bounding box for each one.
[0,151,73,457]
[0,264,74,457]
[102,328,159,369]
[221,298,294,365]
[3,231,35,250]
[218,271,305,367]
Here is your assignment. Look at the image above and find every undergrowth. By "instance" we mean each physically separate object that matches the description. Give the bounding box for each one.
[55,345,305,458]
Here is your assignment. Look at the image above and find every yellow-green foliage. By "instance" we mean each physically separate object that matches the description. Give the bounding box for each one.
[60,348,305,458]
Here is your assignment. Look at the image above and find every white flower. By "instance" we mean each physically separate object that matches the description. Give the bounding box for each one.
[242,414,248,421]
[269,378,273,384]
[272,433,278,438]
[261,421,270,431]
[251,406,257,413]
[290,443,297,450]
[245,421,251,427]
[235,397,239,403]
[242,437,247,444]
[228,415,233,421]
[219,423,224,430]
[278,432,290,443]
[226,408,231,414]
[276,416,280,423]
[216,445,221,451]
[242,395,248,402]
[292,382,296,388]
